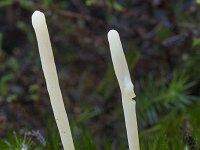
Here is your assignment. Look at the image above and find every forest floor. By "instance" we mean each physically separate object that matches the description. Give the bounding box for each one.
[0,0,200,149]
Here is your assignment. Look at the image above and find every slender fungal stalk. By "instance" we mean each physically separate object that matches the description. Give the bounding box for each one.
[32,11,75,150]
[108,30,140,150]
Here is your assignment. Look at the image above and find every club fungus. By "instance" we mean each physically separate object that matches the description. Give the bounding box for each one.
[108,30,140,150]
[32,11,75,150]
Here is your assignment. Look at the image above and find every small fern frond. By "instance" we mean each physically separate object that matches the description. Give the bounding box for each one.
[136,73,197,128]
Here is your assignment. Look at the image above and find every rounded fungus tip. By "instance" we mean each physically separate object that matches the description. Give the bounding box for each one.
[32,11,46,29]
[108,29,119,40]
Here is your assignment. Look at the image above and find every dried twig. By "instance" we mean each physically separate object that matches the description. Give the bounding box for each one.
[181,117,196,150]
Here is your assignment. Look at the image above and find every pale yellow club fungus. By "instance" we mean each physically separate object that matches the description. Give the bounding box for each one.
[32,11,75,150]
[108,30,140,150]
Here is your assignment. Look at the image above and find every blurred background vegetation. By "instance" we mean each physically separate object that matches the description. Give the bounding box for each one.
[0,0,200,149]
